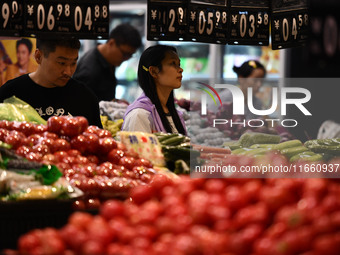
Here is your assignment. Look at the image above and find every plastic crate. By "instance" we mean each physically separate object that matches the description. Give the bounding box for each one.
[0,199,74,250]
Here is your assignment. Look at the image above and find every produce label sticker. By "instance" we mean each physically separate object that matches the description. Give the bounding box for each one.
[118,131,166,167]
[189,78,340,178]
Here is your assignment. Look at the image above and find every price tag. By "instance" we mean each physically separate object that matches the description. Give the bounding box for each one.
[228,0,269,46]
[0,0,23,36]
[147,0,188,41]
[23,0,109,39]
[271,0,309,50]
[187,0,228,44]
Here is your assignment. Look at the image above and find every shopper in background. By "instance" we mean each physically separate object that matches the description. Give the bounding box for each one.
[4,38,38,83]
[0,39,102,127]
[214,60,267,119]
[122,45,187,135]
[73,23,142,102]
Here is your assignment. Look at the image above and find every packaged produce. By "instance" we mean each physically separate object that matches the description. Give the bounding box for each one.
[0,96,46,125]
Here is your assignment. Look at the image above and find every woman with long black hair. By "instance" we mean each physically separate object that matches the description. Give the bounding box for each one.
[122,45,186,135]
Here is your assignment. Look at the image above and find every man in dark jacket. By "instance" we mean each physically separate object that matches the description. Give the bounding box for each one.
[73,23,142,102]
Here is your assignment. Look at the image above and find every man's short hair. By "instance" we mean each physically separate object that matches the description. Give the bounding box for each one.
[36,39,81,57]
[109,23,142,49]
[16,38,33,53]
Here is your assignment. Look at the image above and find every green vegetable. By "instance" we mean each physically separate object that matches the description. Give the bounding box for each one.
[238,132,281,147]
[280,146,309,159]
[174,160,190,174]
[162,135,186,146]
[232,148,249,154]
[34,165,62,185]
[157,133,179,143]
[304,138,340,155]
[223,141,241,150]
[241,147,272,156]
[249,144,276,149]
[274,139,303,151]
[289,151,317,162]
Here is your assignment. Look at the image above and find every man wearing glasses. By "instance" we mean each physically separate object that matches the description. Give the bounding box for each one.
[73,23,142,102]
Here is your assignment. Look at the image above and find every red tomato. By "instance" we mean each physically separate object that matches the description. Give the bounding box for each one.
[83,133,99,154]
[100,200,125,220]
[134,158,153,168]
[53,150,68,161]
[52,138,71,152]
[32,144,50,155]
[25,152,43,162]
[16,145,33,157]
[85,198,101,210]
[68,211,93,230]
[5,131,26,149]
[87,155,99,164]
[67,149,82,157]
[33,124,47,133]
[119,156,136,170]
[70,135,87,154]
[149,174,174,193]
[130,184,155,205]
[96,129,112,138]
[47,116,64,134]
[204,179,226,193]
[0,128,9,141]
[61,117,83,137]
[74,116,89,133]
[27,134,43,146]
[98,137,118,155]
[41,153,57,164]
[234,203,269,228]
[0,120,12,129]
[81,240,105,255]
[313,234,340,255]
[85,125,100,135]
[16,121,35,136]
[224,185,249,212]
[107,149,125,164]
[42,131,59,140]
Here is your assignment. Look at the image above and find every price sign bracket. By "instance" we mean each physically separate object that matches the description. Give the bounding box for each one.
[0,0,23,37]
[228,0,270,46]
[23,0,109,39]
[271,0,309,50]
[147,0,188,42]
[186,0,229,44]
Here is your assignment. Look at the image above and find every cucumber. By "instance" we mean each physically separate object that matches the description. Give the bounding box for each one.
[239,132,281,147]
[162,135,186,146]
[223,141,241,150]
[280,146,309,159]
[242,147,272,156]
[274,139,303,151]
[250,144,276,149]
[157,133,179,143]
[289,151,316,162]
[232,148,248,154]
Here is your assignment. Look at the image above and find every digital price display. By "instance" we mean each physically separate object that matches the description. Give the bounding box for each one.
[187,0,228,44]
[0,0,23,36]
[147,0,188,41]
[271,0,309,50]
[23,0,109,39]
[228,0,269,46]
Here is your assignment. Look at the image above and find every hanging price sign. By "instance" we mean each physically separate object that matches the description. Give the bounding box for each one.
[271,0,309,50]
[228,0,269,46]
[0,0,23,36]
[147,0,188,41]
[187,0,228,44]
[23,0,109,39]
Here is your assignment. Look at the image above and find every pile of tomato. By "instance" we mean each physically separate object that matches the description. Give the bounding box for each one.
[8,175,340,255]
[0,117,155,208]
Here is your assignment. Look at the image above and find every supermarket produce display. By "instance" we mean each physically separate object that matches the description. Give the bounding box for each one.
[1,99,340,254]
[4,176,340,255]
